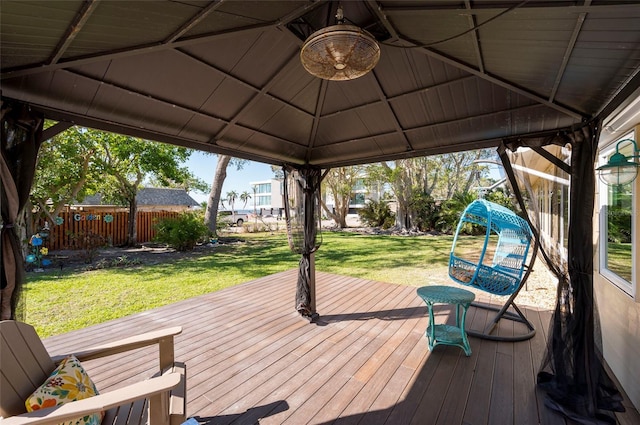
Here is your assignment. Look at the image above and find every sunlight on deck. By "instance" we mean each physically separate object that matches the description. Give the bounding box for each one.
[42,270,639,425]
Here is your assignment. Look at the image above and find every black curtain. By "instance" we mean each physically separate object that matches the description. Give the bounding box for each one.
[1,101,43,320]
[502,120,625,424]
[283,166,322,319]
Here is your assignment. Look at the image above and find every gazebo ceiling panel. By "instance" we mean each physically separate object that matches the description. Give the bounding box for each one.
[217,126,309,165]
[375,48,469,98]
[0,1,78,69]
[86,85,204,138]
[268,69,320,115]
[65,2,199,56]
[173,115,226,145]
[179,1,309,39]
[315,103,399,147]
[310,133,410,166]
[91,50,234,112]
[197,79,257,122]
[236,97,314,144]
[2,1,640,168]
[405,105,577,151]
[320,75,384,117]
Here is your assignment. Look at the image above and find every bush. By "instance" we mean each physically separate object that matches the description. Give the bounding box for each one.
[67,230,107,263]
[154,212,209,251]
[435,191,478,234]
[410,190,437,231]
[358,200,395,229]
[484,189,516,211]
[607,205,632,243]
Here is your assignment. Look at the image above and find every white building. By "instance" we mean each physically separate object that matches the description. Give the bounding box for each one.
[249,179,285,216]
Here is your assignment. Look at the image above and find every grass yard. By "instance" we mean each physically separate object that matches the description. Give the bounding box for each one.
[606,242,633,281]
[24,231,483,337]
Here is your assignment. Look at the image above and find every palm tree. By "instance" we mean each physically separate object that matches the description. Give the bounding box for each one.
[240,191,252,210]
[226,190,238,216]
[437,191,478,234]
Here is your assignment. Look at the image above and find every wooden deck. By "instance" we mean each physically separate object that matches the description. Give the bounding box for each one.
[42,270,640,425]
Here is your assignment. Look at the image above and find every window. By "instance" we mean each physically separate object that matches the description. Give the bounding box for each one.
[599,133,637,298]
[350,193,365,205]
[255,183,271,194]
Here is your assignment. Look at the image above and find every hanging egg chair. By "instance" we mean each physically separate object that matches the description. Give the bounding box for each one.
[449,199,537,341]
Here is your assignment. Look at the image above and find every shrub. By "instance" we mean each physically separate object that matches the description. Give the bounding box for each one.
[86,255,143,271]
[154,212,209,251]
[435,191,478,234]
[484,188,516,211]
[67,230,107,263]
[607,204,632,243]
[410,190,437,231]
[358,200,395,229]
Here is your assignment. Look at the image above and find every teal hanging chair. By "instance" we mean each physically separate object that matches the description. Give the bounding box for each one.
[449,199,537,341]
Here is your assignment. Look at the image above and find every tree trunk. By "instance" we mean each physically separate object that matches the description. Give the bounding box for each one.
[204,155,231,234]
[127,197,137,246]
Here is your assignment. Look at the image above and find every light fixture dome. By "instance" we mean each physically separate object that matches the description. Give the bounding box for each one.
[300,24,380,81]
[597,139,640,186]
[597,152,638,185]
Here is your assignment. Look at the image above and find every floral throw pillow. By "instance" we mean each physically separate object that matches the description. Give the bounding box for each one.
[25,355,102,425]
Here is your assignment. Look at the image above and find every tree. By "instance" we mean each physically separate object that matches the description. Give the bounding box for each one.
[270,165,284,179]
[240,191,252,209]
[147,173,209,194]
[378,158,439,230]
[320,166,363,228]
[93,132,194,246]
[430,150,493,199]
[374,150,492,230]
[203,155,247,234]
[30,125,99,226]
[226,191,238,215]
[436,191,478,233]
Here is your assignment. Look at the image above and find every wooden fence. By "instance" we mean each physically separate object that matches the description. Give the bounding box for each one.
[35,211,180,250]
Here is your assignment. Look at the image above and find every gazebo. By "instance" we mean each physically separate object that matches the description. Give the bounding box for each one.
[2,1,640,423]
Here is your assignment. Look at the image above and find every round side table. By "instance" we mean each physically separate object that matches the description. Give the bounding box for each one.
[416,285,475,356]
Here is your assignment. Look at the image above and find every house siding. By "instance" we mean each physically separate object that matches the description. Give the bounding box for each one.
[593,143,640,409]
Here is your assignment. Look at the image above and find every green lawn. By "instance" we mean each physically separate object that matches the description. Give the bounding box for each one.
[606,242,633,281]
[24,231,478,338]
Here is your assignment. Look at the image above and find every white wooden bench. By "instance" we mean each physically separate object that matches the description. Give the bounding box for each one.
[0,321,186,425]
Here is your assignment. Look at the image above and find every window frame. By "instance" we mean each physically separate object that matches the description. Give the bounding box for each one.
[598,132,637,299]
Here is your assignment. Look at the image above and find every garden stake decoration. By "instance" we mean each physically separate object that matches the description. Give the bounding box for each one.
[27,234,49,272]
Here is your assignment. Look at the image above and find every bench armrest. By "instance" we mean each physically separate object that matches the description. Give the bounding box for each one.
[51,326,182,371]
[1,373,182,425]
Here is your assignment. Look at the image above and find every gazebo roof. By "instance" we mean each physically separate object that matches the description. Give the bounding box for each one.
[2,1,640,167]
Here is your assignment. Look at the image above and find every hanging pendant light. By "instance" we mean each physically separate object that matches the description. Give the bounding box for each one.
[300,5,380,81]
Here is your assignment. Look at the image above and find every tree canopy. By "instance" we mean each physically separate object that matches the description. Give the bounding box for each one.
[31,126,200,245]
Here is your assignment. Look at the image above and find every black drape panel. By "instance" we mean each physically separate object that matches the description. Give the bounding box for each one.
[283,166,322,318]
[0,101,43,320]
[503,120,625,424]
[295,167,321,317]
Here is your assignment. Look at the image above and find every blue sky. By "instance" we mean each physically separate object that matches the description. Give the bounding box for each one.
[185,151,276,204]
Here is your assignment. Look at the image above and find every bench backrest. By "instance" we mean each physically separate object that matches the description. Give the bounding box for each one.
[0,321,55,418]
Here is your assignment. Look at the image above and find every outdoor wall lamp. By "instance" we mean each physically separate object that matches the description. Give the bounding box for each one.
[597,138,640,186]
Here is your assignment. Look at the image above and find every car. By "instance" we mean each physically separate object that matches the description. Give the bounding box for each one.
[218,210,248,226]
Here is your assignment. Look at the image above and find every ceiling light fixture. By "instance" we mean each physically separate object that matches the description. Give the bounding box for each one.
[596,138,640,186]
[300,5,380,81]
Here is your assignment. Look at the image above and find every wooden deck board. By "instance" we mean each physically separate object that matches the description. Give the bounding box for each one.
[41,270,640,425]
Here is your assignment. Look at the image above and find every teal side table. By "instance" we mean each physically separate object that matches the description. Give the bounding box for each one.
[417,285,475,356]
